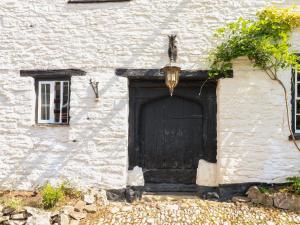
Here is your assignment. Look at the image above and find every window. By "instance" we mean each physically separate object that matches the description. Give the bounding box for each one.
[38,80,70,124]
[294,68,300,133]
[20,69,86,125]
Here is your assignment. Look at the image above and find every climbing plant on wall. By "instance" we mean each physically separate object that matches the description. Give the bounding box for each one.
[209,6,300,151]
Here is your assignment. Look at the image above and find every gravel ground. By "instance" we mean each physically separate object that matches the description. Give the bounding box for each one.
[82,194,300,225]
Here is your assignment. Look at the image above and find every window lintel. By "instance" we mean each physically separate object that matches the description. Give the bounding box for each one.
[20,69,86,78]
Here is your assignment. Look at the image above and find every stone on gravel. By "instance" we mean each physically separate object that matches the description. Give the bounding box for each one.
[61,206,74,215]
[6,221,26,225]
[74,200,86,212]
[58,213,69,225]
[247,186,265,204]
[106,190,125,201]
[25,210,51,225]
[247,186,260,199]
[69,219,80,225]
[2,206,15,215]
[121,206,132,212]
[69,211,86,220]
[206,192,220,199]
[24,207,39,217]
[26,216,51,225]
[125,188,136,203]
[95,190,109,206]
[0,216,9,223]
[110,207,120,214]
[166,204,179,211]
[10,212,27,220]
[274,192,300,211]
[84,204,97,213]
[83,194,95,205]
[262,194,274,207]
[232,196,250,203]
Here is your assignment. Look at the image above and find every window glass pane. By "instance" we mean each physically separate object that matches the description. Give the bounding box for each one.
[297,100,300,114]
[54,82,61,123]
[62,82,69,123]
[296,115,300,130]
[41,84,50,120]
[297,83,300,98]
[297,72,300,82]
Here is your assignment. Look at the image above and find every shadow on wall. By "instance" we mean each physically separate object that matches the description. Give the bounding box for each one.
[0,74,128,190]
[217,71,300,185]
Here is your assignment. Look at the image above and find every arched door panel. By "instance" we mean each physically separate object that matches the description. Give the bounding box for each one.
[129,80,217,186]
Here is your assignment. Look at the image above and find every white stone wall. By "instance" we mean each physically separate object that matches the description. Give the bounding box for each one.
[0,0,299,190]
[217,58,300,185]
[0,68,129,190]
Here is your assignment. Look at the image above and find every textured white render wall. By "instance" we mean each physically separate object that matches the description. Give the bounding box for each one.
[216,29,300,185]
[217,58,300,184]
[0,69,129,190]
[0,0,299,190]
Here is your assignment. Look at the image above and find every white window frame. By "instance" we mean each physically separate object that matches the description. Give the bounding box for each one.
[37,80,70,124]
[295,68,300,133]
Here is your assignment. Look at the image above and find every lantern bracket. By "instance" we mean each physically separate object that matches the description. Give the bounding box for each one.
[90,79,99,99]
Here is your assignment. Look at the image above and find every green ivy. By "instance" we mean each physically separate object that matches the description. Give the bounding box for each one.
[209,6,300,77]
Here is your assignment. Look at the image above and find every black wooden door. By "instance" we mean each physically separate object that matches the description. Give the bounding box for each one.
[129,80,217,187]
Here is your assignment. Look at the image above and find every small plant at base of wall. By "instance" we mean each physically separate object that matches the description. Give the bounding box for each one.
[41,180,82,209]
[287,176,300,195]
[41,183,64,209]
[208,6,300,151]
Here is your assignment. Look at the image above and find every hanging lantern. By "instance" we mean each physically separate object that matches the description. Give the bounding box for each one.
[162,35,181,96]
[162,63,181,96]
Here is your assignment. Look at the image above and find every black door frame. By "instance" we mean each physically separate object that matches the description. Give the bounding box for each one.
[115,68,232,191]
[128,79,217,171]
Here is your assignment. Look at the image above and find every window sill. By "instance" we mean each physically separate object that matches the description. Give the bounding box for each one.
[33,124,70,128]
[68,0,130,3]
[288,134,300,140]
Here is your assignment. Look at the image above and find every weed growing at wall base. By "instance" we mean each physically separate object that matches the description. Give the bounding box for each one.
[287,177,300,195]
[41,180,81,209]
[41,183,64,209]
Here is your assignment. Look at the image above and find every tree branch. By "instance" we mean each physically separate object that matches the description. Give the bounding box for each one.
[266,71,300,152]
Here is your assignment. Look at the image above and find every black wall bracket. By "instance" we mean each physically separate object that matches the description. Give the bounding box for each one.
[90,79,99,99]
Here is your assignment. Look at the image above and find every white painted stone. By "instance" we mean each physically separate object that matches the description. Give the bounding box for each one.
[25,210,51,225]
[0,0,299,190]
[127,166,144,186]
[196,160,217,187]
[217,58,300,185]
